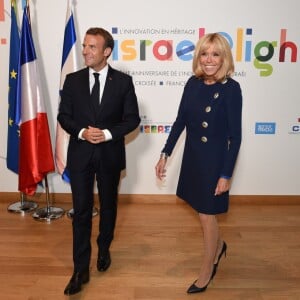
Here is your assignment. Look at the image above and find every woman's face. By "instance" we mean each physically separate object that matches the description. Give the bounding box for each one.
[199,43,223,81]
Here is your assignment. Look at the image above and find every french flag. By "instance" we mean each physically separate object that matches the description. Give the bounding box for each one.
[18,7,55,195]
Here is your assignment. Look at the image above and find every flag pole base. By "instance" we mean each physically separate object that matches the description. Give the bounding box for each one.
[32,206,65,222]
[67,207,99,219]
[7,201,38,215]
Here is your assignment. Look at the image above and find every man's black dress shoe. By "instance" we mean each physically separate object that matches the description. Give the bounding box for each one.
[97,251,111,272]
[64,270,90,295]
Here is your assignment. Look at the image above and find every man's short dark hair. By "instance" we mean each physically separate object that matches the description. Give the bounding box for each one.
[86,27,114,51]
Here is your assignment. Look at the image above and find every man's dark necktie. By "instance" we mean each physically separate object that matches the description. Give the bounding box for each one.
[91,72,100,110]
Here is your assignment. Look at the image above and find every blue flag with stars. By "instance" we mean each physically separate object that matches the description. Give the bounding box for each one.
[7,0,20,174]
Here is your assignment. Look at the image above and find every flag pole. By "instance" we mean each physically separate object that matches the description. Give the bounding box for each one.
[32,175,65,222]
[67,206,99,219]
[7,192,38,214]
[6,0,37,214]
[56,0,97,219]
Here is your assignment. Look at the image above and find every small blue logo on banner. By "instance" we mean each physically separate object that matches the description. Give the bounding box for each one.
[255,122,276,134]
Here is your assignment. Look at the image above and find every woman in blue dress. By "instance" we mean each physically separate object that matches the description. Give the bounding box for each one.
[155,33,242,294]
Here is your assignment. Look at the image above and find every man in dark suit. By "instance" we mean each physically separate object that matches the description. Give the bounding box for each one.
[58,27,140,295]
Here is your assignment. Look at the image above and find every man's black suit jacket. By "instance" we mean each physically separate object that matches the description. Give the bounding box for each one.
[57,65,140,172]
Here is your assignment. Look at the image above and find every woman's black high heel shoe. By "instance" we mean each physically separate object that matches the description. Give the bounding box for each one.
[211,241,227,279]
[187,268,215,294]
[215,241,227,265]
[187,277,211,294]
[187,242,227,294]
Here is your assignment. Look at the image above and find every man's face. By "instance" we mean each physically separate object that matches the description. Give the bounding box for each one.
[82,34,110,71]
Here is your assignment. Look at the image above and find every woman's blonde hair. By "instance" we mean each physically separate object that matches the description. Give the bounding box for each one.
[192,33,234,82]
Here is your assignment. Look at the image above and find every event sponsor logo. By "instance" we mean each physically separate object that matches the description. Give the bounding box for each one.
[140,125,172,134]
[288,117,300,134]
[140,115,172,134]
[255,122,276,134]
[112,27,298,77]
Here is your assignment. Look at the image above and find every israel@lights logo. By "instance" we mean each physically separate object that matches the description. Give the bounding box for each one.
[288,118,300,134]
[255,122,276,134]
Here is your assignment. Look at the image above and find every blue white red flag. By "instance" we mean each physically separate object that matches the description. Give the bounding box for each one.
[18,6,55,195]
[55,0,79,182]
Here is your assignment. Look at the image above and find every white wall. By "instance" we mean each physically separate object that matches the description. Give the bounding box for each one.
[0,0,299,195]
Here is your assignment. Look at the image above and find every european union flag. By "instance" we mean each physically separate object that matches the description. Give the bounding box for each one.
[7,0,20,174]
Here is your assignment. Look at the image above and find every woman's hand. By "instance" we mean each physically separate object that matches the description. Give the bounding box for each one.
[214,177,231,196]
[155,158,167,181]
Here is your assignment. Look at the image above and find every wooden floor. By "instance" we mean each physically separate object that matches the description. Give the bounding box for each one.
[0,195,300,300]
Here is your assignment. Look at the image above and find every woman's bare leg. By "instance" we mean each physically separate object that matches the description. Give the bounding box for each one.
[195,213,219,287]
